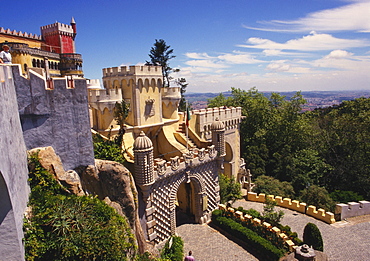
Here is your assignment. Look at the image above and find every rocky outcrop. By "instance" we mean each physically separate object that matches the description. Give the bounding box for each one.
[28,146,85,196]
[78,160,147,253]
[29,146,148,254]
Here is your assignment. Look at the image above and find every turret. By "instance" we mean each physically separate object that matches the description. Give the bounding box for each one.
[70,17,77,39]
[211,118,225,157]
[133,131,155,202]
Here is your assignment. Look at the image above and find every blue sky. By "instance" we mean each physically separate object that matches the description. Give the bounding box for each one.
[2,0,370,92]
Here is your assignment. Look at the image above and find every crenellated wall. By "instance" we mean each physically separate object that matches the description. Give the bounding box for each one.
[218,204,296,252]
[191,106,242,139]
[12,64,94,171]
[247,192,336,224]
[335,201,370,220]
[0,27,42,40]
[103,65,162,77]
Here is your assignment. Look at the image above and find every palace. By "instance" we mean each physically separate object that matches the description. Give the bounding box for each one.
[0,18,83,78]
[88,65,244,243]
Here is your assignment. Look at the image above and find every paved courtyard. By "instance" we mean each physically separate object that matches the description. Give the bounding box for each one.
[176,199,370,261]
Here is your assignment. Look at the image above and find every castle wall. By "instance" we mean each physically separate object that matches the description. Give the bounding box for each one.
[0,65,30,260]
[12,65,94,171]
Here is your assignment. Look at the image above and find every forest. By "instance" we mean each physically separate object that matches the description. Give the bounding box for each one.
[208,87,370,211]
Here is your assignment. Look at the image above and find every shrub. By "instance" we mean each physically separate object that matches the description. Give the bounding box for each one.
[252,175,295,199]
[160,236,184,261]
[212,210,284,261]
[219,173,242,204]
[93,133,125,164]
[236,207,261,219]
[262,198,284,226]
[299,185,336,212]
[303,223,323,251]
[25,153,137,260]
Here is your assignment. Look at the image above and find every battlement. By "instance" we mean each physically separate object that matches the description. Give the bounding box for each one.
[0,27,41,40]
[218,204,296,252]
[89,88,123,103]
[335,201,370,220]
[191,106,242,135]
[103,65,162,77]
[40,22,74,35]
[247,192,335,224]
[153,145,218,179]
[161,87,181,101]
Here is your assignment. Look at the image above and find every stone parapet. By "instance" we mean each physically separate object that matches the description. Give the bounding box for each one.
[0,27,42,40]
[88,88,123,103]
[191,106,242,139]
[335,201,370,220]
[247,192,335,224]
[103,65,162,77]
[153,145,218,180]
[306,206,335,224]
[218,204,296,251]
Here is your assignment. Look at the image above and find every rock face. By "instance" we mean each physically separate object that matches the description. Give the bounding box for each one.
[78,159,148,254]
[28,146,85,196]
[31,147,147,254]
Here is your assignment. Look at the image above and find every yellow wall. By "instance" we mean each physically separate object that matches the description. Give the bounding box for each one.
[0,35,42,48]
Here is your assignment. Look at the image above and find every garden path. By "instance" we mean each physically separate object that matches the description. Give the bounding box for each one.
[176,199,370,261]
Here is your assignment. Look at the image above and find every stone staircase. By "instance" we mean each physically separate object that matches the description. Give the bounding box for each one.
[176,122,196,149]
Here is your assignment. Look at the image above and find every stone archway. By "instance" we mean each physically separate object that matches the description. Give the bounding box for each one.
[168,172,205,235]
[176,179,197,226]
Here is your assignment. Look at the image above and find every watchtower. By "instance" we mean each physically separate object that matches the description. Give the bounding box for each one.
[40,17,77,54]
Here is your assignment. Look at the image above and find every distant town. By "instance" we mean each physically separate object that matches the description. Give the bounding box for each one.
[187,90,370,111]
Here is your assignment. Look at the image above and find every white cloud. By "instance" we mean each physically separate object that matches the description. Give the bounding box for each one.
[185,59,227,69]
[244,1,370,33]
[239,32,369,51]
[324,50,354,59]
[185,52,214,59]
[217,51,263,64]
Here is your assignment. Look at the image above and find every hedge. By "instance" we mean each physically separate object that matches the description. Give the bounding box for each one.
[212,210,284,261]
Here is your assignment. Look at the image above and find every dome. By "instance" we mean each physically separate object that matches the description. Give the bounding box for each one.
[134,131,153,150]
[211,118,225,131]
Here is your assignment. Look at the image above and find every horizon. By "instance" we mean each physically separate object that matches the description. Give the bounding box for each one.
[2,0,370,93]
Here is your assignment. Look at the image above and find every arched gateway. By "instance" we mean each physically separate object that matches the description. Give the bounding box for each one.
[133,120,226,244]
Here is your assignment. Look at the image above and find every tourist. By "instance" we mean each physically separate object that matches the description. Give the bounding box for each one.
[0,45,12,64]
[184,250,195,261]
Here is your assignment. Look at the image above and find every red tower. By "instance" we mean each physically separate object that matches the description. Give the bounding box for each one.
[40,17,77,54]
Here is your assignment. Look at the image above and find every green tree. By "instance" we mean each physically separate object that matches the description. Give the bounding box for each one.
[309,98,370,198]
[219,173,242,204]
[148,39,176,87]
[175,77,188,112]
[252,175,295,199]
[160,236,184,261]
[299,185,335,212]
[303,223,323,251]
[114,99,129,146]
[93,134,125,165]
[262,197,284,226]
[208,88,312,184]
[289,149,333,193]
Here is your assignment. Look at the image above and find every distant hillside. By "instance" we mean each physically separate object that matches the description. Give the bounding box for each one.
[185,90,370,110]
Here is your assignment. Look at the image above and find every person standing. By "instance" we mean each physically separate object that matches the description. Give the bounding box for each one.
[184,251,195,261]
[0,45,12,64]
